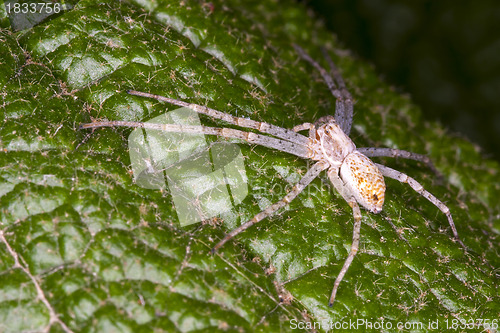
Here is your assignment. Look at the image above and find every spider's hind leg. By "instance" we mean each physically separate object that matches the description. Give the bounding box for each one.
[359,147,444,182]
[326,168,363,306]
[329,199,362,306]
[375,163,466,250]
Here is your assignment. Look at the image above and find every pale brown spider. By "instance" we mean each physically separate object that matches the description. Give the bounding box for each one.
[81,45,465,306]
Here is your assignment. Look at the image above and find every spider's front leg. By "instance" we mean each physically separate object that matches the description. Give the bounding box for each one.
[211,161,329,253]
[293,44,354,135]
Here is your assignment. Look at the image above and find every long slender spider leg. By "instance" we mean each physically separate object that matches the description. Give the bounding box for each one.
[293,44,353,135]
[320,47,348,91]
[327,169,363,306]
[375,164,466,250]
[211,161,329,253]
[358,147,443,179]
[320,47,354,135]
[293,44,341,99]
[80,121,312,159]
[330,200,361,306]
[127,90,309,145]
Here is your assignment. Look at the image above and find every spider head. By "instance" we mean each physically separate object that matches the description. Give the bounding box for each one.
[316,122,355,166]
[340,151,385,213]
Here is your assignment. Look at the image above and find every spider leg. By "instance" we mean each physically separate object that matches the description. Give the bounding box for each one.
[80,121,312,159]
[211,161,329,253]
[358,147,443,179]
[127,90,309,145]
[293,44,340,99]
[327,169,363,306]
[321,47,354,135]
[330,200,361,306]
[293,44,353,135]
[375,163,466,250]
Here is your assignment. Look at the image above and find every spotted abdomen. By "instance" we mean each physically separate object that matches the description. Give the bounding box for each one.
[340,151,386,213]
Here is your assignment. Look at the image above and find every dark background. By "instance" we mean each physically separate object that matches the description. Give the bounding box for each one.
[306,0,500,161]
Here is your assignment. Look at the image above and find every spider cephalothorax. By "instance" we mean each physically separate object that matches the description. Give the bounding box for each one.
[308,117,386,214]
[312,122,356,165]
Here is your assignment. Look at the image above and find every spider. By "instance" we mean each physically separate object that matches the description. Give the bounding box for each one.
[80,44,466,306]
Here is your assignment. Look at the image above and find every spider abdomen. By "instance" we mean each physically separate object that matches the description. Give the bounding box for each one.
[340,151,386,213]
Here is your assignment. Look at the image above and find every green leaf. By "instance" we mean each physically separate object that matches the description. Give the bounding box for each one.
[1,0,498,332]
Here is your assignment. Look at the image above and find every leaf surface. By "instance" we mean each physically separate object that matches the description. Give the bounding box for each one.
[0,0,498,332]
